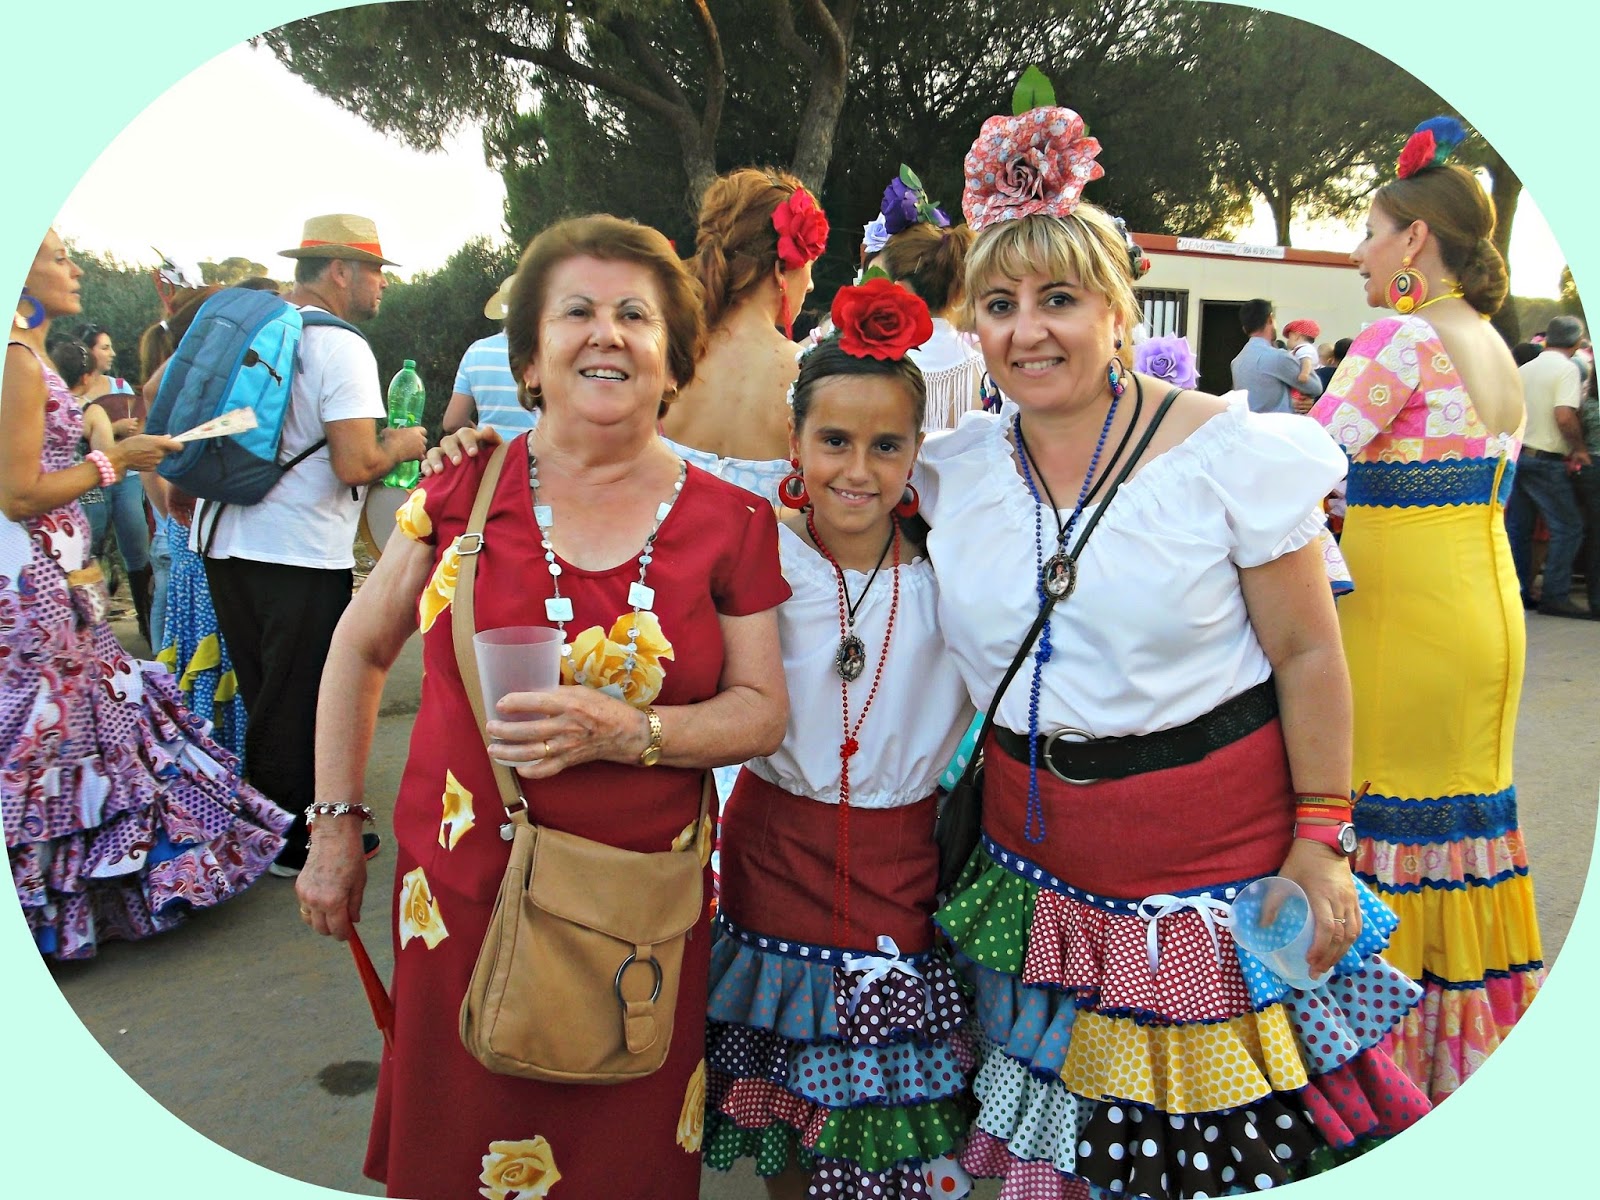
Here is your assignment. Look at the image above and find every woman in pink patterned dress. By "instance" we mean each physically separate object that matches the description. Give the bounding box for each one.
[2,230,293,959]
[1310,119,1541,1101]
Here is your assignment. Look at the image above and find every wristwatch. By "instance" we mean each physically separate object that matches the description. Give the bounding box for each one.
[638,707,663,767]
[1294,820,1358,858]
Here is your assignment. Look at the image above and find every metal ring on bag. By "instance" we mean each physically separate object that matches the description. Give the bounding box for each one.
[614,952,664,1004]
[1042,726,1100,785]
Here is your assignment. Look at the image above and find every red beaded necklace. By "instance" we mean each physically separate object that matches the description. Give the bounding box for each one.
[805,510,901,944]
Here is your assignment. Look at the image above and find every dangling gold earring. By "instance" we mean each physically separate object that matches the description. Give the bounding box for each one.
[1387,255,1427,315]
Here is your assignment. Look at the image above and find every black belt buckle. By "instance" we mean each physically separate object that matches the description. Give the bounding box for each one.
[1042,726,1098,785]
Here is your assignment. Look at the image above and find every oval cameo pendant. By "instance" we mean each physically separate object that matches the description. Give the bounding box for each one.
[835,634,867,682]
[1042,551,1077,601]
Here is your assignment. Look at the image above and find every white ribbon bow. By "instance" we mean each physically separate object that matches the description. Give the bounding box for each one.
[1136,894,1235,975]
[841,935,934,1019]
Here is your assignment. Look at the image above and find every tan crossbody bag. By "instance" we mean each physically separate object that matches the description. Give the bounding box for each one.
[450,442,712,1083]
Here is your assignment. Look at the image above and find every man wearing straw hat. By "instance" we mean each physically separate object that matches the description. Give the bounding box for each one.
[440,277,538,438]
[199,213,427,877]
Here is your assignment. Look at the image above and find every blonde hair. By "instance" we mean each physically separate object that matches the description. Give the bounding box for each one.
[963,206,1141,333]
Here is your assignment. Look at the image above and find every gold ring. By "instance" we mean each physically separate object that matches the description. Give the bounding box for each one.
[539,740,550,760]
[299,907,311,917]
[1330,916,1347,924]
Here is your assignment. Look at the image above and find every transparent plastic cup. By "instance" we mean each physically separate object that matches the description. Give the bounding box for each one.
[1228,875,1331,990]
[472,627,563,765]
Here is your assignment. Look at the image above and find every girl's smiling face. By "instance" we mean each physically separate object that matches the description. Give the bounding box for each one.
[791,373,922,544]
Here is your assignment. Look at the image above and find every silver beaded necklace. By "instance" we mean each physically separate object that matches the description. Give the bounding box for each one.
[528,450,687,688]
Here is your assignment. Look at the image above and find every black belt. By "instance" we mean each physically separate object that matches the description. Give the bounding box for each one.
[992,679,1279,783]
[1522,448,1569,461]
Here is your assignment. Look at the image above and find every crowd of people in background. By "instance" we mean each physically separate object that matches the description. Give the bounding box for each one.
[4,91,1579,1200]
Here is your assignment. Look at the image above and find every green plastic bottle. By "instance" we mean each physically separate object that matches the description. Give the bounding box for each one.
[382,359,425,489]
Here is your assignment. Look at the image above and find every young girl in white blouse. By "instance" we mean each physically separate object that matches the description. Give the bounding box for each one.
[702,280,976,1200]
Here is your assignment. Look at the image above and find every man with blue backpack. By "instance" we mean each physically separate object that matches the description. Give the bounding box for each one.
[185,215,426,878]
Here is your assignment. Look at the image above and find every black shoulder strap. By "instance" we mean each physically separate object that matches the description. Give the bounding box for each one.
[956,384,1186,785]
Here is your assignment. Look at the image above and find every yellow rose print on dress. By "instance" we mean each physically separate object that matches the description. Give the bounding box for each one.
[439,769,475,851]
[418,541,462,633]
[394,488,432,541]
[676,1059,706,1154]
[478,1136,562,1200]
[612,611,674,665]
[397,866,449,950]
[559,612,676,707]
[669,813,713,868]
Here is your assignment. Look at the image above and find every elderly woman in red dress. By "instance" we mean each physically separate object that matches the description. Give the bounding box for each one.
[296,214,790,1200]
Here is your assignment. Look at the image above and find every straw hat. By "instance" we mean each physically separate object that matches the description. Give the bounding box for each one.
[483,276,515,321]
[278,214,398,266]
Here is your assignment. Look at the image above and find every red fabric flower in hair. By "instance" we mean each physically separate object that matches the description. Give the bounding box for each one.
[962,106,1104,230]
[1396,129,1437,180]
[772,189,830,270]
[830,277,934,361]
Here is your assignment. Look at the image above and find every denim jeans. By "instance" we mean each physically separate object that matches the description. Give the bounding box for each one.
[101,472,151,573]
[148,521,171,652]
[81,491,110,554]
[1506,452,1584,603]
[1572,462,1600,610]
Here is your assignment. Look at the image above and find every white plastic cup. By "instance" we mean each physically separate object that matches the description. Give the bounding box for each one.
[1228,875,1331,991]
[472,626,563,746]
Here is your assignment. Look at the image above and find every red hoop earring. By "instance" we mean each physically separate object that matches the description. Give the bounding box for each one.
[778,457,809,510]
[893,482,920,519]
[1387,255,1427,314]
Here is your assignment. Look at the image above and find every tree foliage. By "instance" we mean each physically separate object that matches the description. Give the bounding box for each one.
[1200,7,1448,247]
[60,245,164,383]
[200,257,272,285]
[362,236,522,435]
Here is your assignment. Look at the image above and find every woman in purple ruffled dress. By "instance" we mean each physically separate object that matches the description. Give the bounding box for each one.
[2,230,293,959]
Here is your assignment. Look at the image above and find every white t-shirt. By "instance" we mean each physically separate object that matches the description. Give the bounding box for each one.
[1517,349,1581,455]
[1291,342,1318,370]
[195,308,385,569]
[920,399,1345,737]
[744,524,973,808]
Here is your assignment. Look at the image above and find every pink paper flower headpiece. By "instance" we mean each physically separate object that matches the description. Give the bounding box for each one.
[961,103,1104,231]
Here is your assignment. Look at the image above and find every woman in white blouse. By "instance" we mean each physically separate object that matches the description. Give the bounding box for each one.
[925,100,1432,1198]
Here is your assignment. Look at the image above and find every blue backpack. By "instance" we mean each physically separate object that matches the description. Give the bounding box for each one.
[146,287,365,504]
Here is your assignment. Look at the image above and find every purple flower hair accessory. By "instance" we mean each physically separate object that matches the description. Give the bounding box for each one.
[1133,333,1198,391]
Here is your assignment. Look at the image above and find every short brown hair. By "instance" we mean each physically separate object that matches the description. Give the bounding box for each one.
[879,223,975,319]
[963,206,1141,334]
[691,167,815,330]
[1372,164,1507,317]
[505,215,706,412]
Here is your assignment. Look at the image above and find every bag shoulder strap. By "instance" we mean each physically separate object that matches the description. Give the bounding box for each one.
[449,443,524,825]
[954,384,1186,788]
[447,444,713,849]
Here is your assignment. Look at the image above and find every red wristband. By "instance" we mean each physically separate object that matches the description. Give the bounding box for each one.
[1295,803,1354,823]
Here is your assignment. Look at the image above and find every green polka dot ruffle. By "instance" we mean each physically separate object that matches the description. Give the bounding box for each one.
[703,1113,816,1177]
[810,1097,967,1172]
[934,846,1036,973]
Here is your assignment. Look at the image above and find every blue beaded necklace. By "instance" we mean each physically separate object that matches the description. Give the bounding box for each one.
[1012,393,1122,843]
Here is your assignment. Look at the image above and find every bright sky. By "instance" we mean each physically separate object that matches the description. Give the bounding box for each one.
[55,40,1573,298]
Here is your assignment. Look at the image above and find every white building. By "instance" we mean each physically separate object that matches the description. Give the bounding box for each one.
[1134,233,1376,394]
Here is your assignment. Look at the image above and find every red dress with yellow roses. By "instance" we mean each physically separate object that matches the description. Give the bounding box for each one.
[364,435,789,1199]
